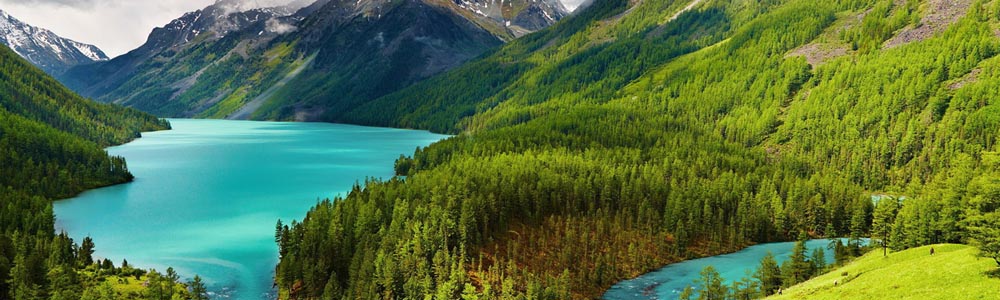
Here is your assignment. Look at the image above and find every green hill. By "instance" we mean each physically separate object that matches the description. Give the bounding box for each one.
[769,244,1000,300]
[271,0,1000,298]
[0,43,170,198]
[0,42,189,299]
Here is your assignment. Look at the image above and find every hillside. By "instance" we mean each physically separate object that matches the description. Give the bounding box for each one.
[769,244,1000,300]
[275,0,1000,298]
[0,44,170,196]
[58,0,567,121]
[0,43,179,298]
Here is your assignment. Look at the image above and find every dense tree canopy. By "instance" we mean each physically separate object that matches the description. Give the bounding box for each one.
[0,43,183,299]
[272,0,1000,298]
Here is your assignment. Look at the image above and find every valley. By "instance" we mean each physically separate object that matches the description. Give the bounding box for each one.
[2,0,1000,299]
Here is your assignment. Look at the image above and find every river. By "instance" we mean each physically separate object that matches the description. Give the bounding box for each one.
[604,239,853,300]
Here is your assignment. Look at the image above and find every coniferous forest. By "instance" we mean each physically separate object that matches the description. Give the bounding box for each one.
[0,43,205,299]
[5,0,1000,299]
[275,0,1000,298]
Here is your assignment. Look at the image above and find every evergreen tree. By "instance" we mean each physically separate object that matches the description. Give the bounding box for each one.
[810,247,827,276]
[966,152,1000,267]
[77,236,95,267]
[782,232,811,287]
[695,265,727,300]
[679,286,694,300]
[849,204,868,256]
[755,251,782,296]
[731,270,759,300]
[872,197,899,256]
[188,275,209,300]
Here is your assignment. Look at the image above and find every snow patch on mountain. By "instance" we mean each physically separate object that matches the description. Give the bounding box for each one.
[0,9,108,75]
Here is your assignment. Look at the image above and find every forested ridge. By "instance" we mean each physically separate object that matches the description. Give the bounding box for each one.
[274,0,1000,299]
[0,43,205,299]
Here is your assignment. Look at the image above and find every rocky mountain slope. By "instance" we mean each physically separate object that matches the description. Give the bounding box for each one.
[0,9,108,75]
[59,0,567,120]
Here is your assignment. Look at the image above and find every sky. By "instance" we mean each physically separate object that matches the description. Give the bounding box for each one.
[0,0,587,58]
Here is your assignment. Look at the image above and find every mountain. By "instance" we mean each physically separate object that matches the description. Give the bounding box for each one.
[59,0,567,120]
[58,1,301,105]
[274,0,1000,298]
[0,42,171,298]
[0,9,108,75]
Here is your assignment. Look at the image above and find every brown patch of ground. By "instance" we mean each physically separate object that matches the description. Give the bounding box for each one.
[785,8,870,66]
[469,215,749,298]
[883,0,972,49]
[787,43,850,66]
[948,68,981,90]
[472,216,681,298]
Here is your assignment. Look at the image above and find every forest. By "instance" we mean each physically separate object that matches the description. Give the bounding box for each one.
[276,0,1000,299]
[0,44,205,299]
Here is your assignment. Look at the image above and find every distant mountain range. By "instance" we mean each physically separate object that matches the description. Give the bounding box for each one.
[0,9,108,75]
[57,0,567,121]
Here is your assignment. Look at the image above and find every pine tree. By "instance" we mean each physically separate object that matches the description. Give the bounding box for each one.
[810,247,826,276]
[77,236,95,267]
[967,152,1000,267]
[755,251,782,296]
[849,204,868,256]
[782,232,811,286]
[679,286,694,300]
[872,197,898,256]
[695,265,728,300]
[188,275,209,300]
[731,270,759,300]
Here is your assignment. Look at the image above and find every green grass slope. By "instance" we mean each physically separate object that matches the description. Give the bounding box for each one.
[770,244,1000,300]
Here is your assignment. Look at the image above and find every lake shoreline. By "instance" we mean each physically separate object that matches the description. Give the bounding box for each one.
[54,119,448,300]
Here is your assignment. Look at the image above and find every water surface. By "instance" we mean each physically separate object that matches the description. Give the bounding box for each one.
[55,119,448,299]
[604,239,850,300]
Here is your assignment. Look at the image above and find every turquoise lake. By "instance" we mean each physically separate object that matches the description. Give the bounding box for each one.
[604,239,848,300]
[54,119,448,299]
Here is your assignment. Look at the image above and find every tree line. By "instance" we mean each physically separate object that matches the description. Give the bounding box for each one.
[0,43,204,299]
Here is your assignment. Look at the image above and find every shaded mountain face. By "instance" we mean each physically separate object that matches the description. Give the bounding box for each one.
[58,0,566,120]
[58,2,301,100]
[0,9,108,75]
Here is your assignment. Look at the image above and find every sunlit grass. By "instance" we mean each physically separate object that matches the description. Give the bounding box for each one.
[768,244,999,300]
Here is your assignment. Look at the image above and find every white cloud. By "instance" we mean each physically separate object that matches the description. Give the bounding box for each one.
[0,0,218,57]
[266,18,296,34]
[562,0,587,11]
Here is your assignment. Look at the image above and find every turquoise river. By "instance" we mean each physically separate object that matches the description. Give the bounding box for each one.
[603,239,853,300]
[54,119,449,299]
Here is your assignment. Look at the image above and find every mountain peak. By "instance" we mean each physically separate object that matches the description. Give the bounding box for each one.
[0,9,108,75]
[59,0,567,120]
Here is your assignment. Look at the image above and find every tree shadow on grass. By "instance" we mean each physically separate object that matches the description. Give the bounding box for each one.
[985,268,1000,279]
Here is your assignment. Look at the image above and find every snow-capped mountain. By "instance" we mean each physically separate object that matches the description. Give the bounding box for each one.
[0,9,108,75]
[60,0,567,120]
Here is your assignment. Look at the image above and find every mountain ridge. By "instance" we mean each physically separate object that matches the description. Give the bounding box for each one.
[58,0,568,122]
[0,9,108,75]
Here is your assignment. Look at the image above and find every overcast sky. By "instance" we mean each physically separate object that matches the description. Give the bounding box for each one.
[0,0,588,58]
